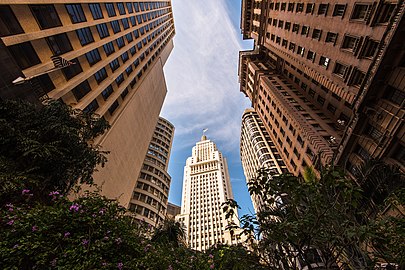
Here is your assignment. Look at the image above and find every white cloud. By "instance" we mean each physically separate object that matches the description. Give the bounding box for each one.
[161,0,252,153]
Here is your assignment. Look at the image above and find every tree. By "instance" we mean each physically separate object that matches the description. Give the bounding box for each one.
[0,99,109,203]
[151,218,186,247]
[224,166,404,269]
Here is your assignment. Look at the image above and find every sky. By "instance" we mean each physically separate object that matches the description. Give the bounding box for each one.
[160,0,255,217]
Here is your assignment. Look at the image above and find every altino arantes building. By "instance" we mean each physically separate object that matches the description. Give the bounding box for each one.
[239,0,404,184]
[0,1,175,208]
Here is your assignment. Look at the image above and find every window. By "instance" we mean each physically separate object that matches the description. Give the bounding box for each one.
[116,37,125,48]
[76,27,94,46]
[306,3,314,14]
[72,80,91,101]
[85,49,101,66]
[285,21,291,30]
[289,42,296,52]
[333,4,346,17]
[319,56,330,68]
[126,3,134,13]
[96,23,109,39]
[0,5,24,37]
[288,3,295,12]
[342,35,359,51]
[117,2,126,15]
[351,4,371,21]
[365,124,383,142]
[122,18,130,30]
[109,100,119,115]
[65,4,86,23]
[361,39,379,58]
[8,42,41,69]
[297,46,305,56]
[333,62,347,77]
[89,3,103,20]
[94,68,107,84]
[349,69,365,87]
[301,26,309,36]
[312,29,322,40]
[83,99,99,113]
[62,58,82,80]
[384,86,405,105]
[121,52,129,62]
[30,5,62,29]
[111,20,121,33]
[121,88,129,99]
[116,73,124,85]
[327,103,337,114]
[105,3,116,17]
[317,95,325,105]
[130,16,136,26]
[292,23,299,33]
[318,4,328,15]
[296,3,304,12]
[278,20,284,28]
[46,33,73,55]
[325,32,338,44]
[307,50,315,61]
[375,4,396,24]
[356,145,370,161]
[109,58,120,72]
[281,3,286,11]
[309,89,315,97]
[103,42,115,56]
[102,85,114,100]
[392,144,405,166]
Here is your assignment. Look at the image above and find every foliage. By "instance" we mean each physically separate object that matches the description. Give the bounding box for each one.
[224,166,405,269]
[151,218,186,247]
[0,99,110,204]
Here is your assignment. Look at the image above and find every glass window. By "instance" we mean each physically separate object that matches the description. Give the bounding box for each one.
[33,74,55,94]
[85,48,101,66]
[333,4,346,17]
[342,35,359,51]
[306,3,314,13]
[105,3,116,17]
[103,41,115,56]
[0,5,24,37]
[121,88,129,99]
[116,73,124,85]
[121,52,129,62]
[130,16,136,26]
[83,99,99,113]
[96,23,109,39]
[102,85,114,100]
[327,103,337,114]
[76,27,94,46]
[307,50,315,61]
[296,3,304,12]
[65,4,86,23]
[126,33,133,43]
[319,56,330,68]
[122,18,130,29]
[312,29,322,40]
[301,26,309,36]
[111,20,121,33]
[333,62,347,77]
[384,86,404,105]
[89,3,103,20]
[325,32,338,44]
[46,33,73,55]
[94,67,108,84]
[351,4,370,20]
[30,4,62,29]
[126,3,133,13]
[130,46,136,56]
[109,100,119,115]
[318,4,328,15]
[134,2,140,12]
[62,58,82,80]
[361,39,379,58]
[72,80,91,101]
[109,58,120,72]
[116,37,125,48]
[8,42,41,69]
[117,2,126,15]
[349,69,365,87]
[375,4,396,24]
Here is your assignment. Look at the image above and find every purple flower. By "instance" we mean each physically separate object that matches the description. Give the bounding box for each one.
[115,237,122,245]
[102,262,107,266]
[51,258,57,267]
[104,236,109,241]
[13,244,19,249]
[69,203,80,212]
[210,264,215,269]
[7,220,14,225]
[49,191,59,196]
[22,189,31,195]
[32,225,38,232]
[82,239,89,246]
[117,262,123,270]
[99,208,106,215]
[168,265,173,270]
[144,244,151,252]
[64,232,71,238]
[92,214,96,218]
[209,254,213,259]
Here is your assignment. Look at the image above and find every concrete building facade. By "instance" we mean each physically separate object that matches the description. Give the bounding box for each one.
[239,0,404,179]
[176,135,242,251]
[166,202,181,220]
[240,108,288,213]
[0,1,175,207]
[129,117,174,226]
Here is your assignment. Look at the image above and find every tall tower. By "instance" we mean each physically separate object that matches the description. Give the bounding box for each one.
[129,116,174,227]
[240,108,288,213]
[0,1,175,207]
[176,134,241,251]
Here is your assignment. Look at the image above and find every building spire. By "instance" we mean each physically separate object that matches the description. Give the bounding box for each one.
[201,128,208,141]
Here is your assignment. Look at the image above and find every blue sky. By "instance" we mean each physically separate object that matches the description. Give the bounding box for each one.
[161,0,254,217]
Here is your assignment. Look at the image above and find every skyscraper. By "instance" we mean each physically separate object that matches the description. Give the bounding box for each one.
[176,134,242,251]
[129,116,174,227]
[240,108,288,213]
[0,1,175,207]
[239,1,404,179]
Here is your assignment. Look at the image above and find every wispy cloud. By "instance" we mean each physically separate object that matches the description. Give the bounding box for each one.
[161,0,252,153]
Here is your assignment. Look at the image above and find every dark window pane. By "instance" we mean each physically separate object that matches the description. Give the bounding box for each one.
[117,3,126,15]
[46,33,73,55]
[0,5,24,37]
[89,3,103,20]
[111,20,121,33]
[109,58,120,72]
[130,16,136,26]
[105,3,116,17]
[8,42,41,69]
[126,33,133,43]
[122,18,130,29]
[83,99,99,113]
[121,52,129,62]
[72,80,91,101]
[94,67,108,84]
[102,85,114,100]
[65,4,86,23]
[34,74,55,94]
[126,3,133,13]
[30,5,61,29]
[384,86,405,105]
[96,23,109,39]
[109,100,119,115]
[76,27,94,46]
[116,73,124,85]
[116,37,125,48]
[62,58,82,80]
[121,88,129,99]
[85,48,101,66]
[103,41,115,56]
